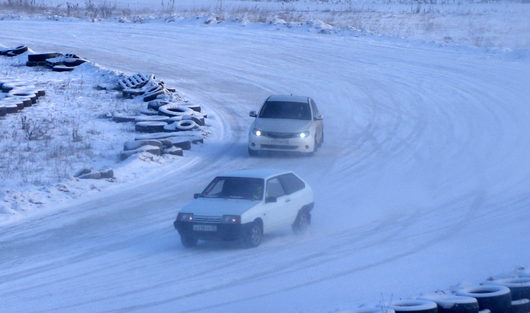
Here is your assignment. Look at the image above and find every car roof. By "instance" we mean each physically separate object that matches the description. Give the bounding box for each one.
[219,168,292,179]
[266,95,309,103]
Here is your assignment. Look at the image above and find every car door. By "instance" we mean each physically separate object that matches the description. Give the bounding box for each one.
[264,176,295,231]
[278,173,307,223]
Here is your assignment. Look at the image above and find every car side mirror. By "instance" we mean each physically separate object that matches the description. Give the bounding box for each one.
[194,193,200,199]
[249,111,257,118]
[265,196,277,203]
[314,114,323,120]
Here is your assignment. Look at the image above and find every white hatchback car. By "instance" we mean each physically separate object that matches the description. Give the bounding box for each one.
[248,95,324,155]
[174,169,314,248]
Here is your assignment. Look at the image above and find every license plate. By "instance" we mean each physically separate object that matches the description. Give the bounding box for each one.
[193,224,217,232]
[275,139,289,144]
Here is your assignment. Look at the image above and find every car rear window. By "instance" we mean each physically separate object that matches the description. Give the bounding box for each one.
[278,173,306,194]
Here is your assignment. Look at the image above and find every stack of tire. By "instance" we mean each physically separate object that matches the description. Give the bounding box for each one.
[26,53,87,72]
[344,272,530,313]
[0,80,45,117]
[0,45,28,57]
[113,73,207,134]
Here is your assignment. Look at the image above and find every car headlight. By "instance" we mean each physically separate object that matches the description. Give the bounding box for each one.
[222,215,241,224]
[253,129,262,136]
[177,213,194,222]
[299,131,310,138]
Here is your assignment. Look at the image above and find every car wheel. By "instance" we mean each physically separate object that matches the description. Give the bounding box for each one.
[319,130,324,146]
[292,210,311,234]
[180,235,198,248]
[248,148,259,157]
[242,221,263,248]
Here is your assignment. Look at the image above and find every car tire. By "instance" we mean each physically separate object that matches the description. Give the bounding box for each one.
[248,148,259,157]
[180,235,198,248]
[242,221,263,248]
[456,285,512,313]
[292,209,311,234]
[319,130,324,146]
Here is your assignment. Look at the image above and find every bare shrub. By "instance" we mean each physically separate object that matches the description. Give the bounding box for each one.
[20,116,52,141]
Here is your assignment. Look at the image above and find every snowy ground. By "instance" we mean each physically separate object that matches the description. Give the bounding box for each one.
[0,13,530,313]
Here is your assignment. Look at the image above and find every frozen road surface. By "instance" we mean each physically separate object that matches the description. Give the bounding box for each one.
[1,21,530,313]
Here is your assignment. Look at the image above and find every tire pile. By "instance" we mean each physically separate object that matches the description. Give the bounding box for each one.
[346,271,530,313]
[112,73,207,160]
[0,45,28,57]
[0,80,45,117]
[26,53,88,72]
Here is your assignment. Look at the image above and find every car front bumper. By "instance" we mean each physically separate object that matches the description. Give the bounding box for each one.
[174,220,251,241]
[248,134,315,153]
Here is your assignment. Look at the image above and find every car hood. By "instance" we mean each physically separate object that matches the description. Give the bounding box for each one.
[253,118,313,133]
[180,197,261,216]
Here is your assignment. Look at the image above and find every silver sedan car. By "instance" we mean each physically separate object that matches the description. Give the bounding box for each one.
[248,95,324,156]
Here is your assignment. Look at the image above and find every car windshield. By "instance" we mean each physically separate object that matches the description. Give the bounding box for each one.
[200,177,264,200]
[259,101,311,120]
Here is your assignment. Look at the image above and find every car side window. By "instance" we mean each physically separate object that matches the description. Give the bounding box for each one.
[278,173,305,195]
[266,177,286,198]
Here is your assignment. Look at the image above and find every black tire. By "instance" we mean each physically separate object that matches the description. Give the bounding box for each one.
[242,221,263,248]
[28,53,63,62]
[487,277,530,300]
[248,148,259,156]
[421,295,479,313]
[147,100,169,111]
[6,45,28,56]
[112,114,137,123]
[180,235,198,248]
[135,121,168,133]
[18,97,33,107]
[509,299,530,313]
[457,285,512,313]
[174,120,198,131]
[4,103,19,113]
[391,299,439,313]
[169,140,192,150]
[64,58,87,67]
[292,209,311,234]
[52,65,74,72]
[158,104,194,117]
[0,106,6,117]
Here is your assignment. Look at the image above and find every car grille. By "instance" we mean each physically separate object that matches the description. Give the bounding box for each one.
[193,215,222,223]
[261,144,298,150]
[263,131,299,139]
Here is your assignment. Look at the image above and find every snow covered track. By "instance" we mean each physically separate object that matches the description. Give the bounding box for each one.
[1,21,530,313]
